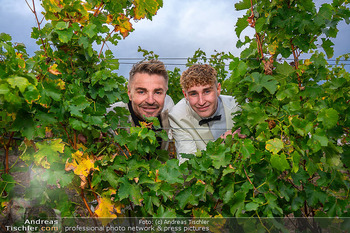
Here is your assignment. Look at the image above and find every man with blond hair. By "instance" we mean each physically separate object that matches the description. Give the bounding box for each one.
[169,64,241,163]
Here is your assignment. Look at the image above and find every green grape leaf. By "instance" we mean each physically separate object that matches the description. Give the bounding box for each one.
[69,118,87,131]
[118,178,143,205]
[235,15,249,38]
[229,58,248,77]
[321,38,334,58]
[78,36,89,48]
[101,167,120,188]
[7,77,30,93]
[250,72,278,94]
[0,32,12,41]
[291,196,304,212]
[56,27,74,43]
[317,108,339,129]
[55,21,69,30]
[313,128,329,147]
[240,140,255,159]
[207,142,231,169]
[0,83,10,95]
[318,4,333,20]
[221,182,235,204]
[154,205,176,218]
[44,168,74,187]
[158,160,183,184]
[41,82,62,101]
[82,24,97,38]
[270,153,290,172]
[175,188,197,209]
[255,17,265,33]
[230,191,246,216]
[291,151,301,173]
[291,116,313,136]
[275,61,295,77]
[245,202,260,212]
[235,0,251,10]
[158,183,175,202]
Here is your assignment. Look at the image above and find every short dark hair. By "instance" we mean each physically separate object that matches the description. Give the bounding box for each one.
[128,60,168,87]
[180,64,217,90]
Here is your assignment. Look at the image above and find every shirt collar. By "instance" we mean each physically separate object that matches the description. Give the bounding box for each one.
[127,101,163,128]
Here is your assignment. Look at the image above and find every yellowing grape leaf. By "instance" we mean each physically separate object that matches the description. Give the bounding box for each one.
[114,14,133,38]
[95,196,123,225]
[106,14,114,24]
[133,0,159,20]
[45,0,63,13]
[266,138,284,154]
[16,52,26,68]
[55,79,65,90]
[65,150,98,188]
[31,139,65,169]
[304,59,312,66]
[48,64,62,75]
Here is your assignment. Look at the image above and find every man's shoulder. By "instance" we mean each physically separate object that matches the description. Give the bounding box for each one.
[220,94,236,101]
[106,101,128,113]
[220,95,238,106]
[169,98,188,117]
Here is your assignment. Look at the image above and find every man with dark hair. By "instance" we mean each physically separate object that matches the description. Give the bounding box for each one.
[108,59,174,150]
[169,64,242,163]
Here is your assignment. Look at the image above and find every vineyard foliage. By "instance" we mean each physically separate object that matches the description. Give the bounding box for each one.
[1,0,350,227]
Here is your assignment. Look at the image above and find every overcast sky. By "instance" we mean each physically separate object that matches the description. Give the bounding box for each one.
[1,0,349,77]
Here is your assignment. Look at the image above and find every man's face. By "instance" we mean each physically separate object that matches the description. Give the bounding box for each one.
[128,73,167,119]
[183,83,221,118]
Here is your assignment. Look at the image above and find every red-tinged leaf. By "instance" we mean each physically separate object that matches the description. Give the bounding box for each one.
[48,64,62,75]
[114,14,133,38]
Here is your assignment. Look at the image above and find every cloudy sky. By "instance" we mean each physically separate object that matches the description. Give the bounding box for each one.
[1,0,349,77]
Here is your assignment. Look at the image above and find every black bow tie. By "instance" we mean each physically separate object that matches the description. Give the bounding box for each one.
[199,115,221,126]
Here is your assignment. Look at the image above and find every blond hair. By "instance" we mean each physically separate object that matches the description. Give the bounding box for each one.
[180,64,217,90]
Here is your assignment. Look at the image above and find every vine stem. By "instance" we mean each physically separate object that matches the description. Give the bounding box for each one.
[287,178,302,192]
[87,176,99,205]
[243,165,258,196]
[114,143,129,159]
[256,33,264,60]
[93,1,104,17]
[26,0,48,57]
[290,41,304,101]
[213,199,222,211]
[80,188,95,217]
[60,122,74,148]
[98,29,114,58]
[4,132,15,174]
[256,211,270,233]
[73,131,77,150]
[248,0,265,60]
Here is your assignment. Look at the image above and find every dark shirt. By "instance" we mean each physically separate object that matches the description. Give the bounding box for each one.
[127,101,163,150]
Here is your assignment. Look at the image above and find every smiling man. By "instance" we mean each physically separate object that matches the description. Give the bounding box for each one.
[169,64,241,163]
[108,60,174,150]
